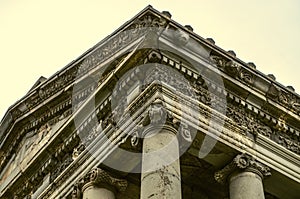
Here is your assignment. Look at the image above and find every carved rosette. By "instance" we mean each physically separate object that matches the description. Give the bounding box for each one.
[215,153,271,184]
[82,168,127,193]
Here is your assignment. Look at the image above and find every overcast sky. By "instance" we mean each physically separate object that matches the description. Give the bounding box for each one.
[1,0,300,120]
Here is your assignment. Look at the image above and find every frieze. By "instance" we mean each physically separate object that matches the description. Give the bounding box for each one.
[226,103,273,138]
[126,51,300,155]
[50,153,74,182]
[210,53,300,116]
[143,62,195,98]
[278,90,300,115]
[210,54,254,85]
[226,101,300,154]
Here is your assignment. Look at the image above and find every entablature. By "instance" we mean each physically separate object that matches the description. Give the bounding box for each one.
[1,5,300,199]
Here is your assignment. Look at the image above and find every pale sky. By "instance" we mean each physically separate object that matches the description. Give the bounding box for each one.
[1,0,300,120]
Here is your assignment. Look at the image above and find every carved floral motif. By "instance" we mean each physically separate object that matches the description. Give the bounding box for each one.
[210,55,254,85]
[226,102,300,154]
[226,104,273,138]
[233,154,271,177]
[278,91,300,115]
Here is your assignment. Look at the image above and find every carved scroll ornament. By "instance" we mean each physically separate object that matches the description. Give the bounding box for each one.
[215,153,271,184]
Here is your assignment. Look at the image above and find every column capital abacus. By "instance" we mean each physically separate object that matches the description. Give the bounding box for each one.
[215,153,271,184]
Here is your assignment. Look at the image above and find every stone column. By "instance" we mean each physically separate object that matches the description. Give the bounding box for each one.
[140,100,182,199]
[215,154,271,199]
[73,168,127,199]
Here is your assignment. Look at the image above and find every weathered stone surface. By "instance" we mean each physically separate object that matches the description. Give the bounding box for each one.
[1,5,300,199]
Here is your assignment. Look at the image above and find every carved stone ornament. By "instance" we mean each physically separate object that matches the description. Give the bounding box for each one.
[148,99,167,125]
[278,90,300,115]
[71,183,82,199]
[179,122,192,143]
[210,55,254,85]
[82,168,127,193]
[214,153,271,184]
[131,124,143,147]
[226,104,273,138]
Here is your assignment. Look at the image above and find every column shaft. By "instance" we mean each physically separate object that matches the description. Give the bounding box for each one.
[141,126,181,199]
[78,168,127,199]
[82,183,115,199]
[229,171,265,199]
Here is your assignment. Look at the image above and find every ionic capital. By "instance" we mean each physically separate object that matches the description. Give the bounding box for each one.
[71,182,82,199]
[82,168,127,193]
[73,168,127,199]
[215,153,271,184]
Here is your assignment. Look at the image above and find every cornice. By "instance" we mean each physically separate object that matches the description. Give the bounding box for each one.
[0,6,168,144]
[1,6,300,166]
[1,6,300,198]
[1,48,300,198]
[41,76,300,198]
[3,68,299,198]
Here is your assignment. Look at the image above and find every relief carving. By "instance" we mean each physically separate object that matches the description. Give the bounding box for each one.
[278,91,300,115]
[210,55,254,85]
[226,102,300,154]
[144,64,195,98]
[83,168,127,192]
[27,123,52,154]
[226,104,273,138]
[71,182,82,199]
[215,153,271,184]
